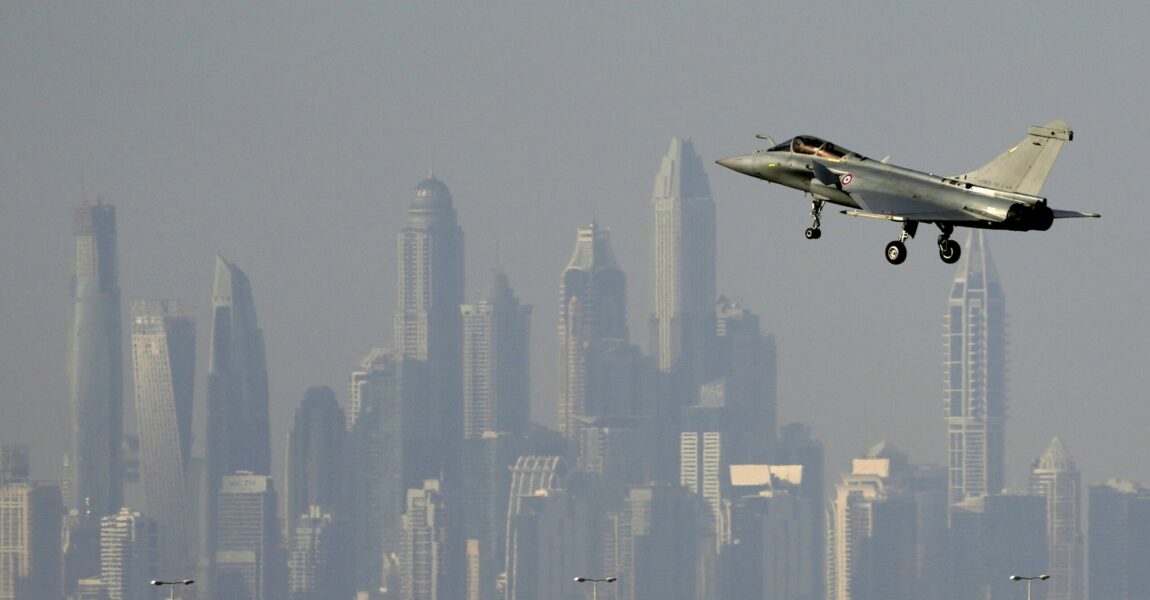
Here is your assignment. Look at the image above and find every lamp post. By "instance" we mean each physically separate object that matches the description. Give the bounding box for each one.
[1010,574,1050,600]
[151,579,194,600]
[574,576,617,600]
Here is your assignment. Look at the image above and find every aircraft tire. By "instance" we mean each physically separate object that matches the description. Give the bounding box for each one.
[805,227,821,240]
[939,240,961,264]
[885,241,907,265]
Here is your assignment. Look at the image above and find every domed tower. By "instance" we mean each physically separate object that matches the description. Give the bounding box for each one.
[395,175,464,359]
[393,174,465,483]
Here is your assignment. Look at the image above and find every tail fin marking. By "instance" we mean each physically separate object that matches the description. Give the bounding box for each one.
[954,120,1072,195]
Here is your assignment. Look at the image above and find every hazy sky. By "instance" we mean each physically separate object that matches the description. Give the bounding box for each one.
[3,2,1147,489]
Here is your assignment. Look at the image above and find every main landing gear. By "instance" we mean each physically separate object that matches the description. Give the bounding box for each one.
[937,224,961,264]
[884,221,917,265]
[805,199,824,240]
[883,222,963,265]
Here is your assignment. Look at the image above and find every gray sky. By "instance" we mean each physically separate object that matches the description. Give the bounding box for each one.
[2,2,1147,489]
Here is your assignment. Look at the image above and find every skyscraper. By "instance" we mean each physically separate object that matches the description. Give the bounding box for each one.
[723,466,818,600]
[617,484,702,600]
[557,223,628,441]
[288,506,348,600]
[712,297,777,463]
[204,257,271,590]
[503,489,588,600]
[394,175,465,481]
[904,464,949,600]
[461,432,522,600]
[0,447,30,487]
[504,457,568,540]
[284,388,347,600]
[66,202,124,526]
[399,480,449,600]
[775,424,825,600]
[1029,438,1082,600]
[576,415,651,493]
[584,339,654,420]
[130,300,195,578]
[346,349,428,594]
[461,269,532,439]
[503,457,575,600]
[948,493,1047,600]
[826,446,918,600]
[99,508,159,600]
[285,386,345,536]
[648,137,716,391]
[0,448,63,600]
[215,473,282,600]
[680,399,731,544]
[944,231,1006,507]
[1087,480,1150,600]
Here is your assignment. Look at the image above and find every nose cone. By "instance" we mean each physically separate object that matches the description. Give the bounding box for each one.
[716,155,756,176]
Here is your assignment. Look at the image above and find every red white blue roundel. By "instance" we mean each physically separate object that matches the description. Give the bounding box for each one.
[840,173,853,186]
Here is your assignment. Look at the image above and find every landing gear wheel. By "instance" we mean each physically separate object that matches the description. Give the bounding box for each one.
[885,241,907,265]
[939,239,961,264]
[805,227,821,240]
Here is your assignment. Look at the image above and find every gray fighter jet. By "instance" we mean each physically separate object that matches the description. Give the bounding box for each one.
[716,120,1099,264]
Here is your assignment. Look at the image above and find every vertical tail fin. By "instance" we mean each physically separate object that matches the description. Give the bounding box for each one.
[953,120,1073,195]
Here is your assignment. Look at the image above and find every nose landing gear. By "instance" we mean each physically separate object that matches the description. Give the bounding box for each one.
[805,199,824,240]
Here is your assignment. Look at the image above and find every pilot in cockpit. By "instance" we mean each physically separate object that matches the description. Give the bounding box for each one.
[781,137,853,160]
[818,143,846,159]
[793,137,818,155]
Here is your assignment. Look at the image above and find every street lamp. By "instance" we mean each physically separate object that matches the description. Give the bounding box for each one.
[1009,574,1050,600]
[574,576,617,600]
[151,579,194,600]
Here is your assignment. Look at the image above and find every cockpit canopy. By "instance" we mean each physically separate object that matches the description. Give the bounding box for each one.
[767,136,866,160]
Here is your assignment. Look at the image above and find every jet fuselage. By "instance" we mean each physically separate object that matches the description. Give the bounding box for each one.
[721,147,1052,231]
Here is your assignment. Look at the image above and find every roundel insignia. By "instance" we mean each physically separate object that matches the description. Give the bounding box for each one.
[840,173,853,186]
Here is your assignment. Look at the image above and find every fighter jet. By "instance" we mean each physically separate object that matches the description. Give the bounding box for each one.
[716,120,1099,265]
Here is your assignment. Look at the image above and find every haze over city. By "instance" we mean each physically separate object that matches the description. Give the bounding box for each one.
[4,2,1146,486]
[1,5,1148,600]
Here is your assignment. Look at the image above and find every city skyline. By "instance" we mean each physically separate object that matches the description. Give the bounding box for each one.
[0,181,1131,600]
[3,4,1144,496]
[15,150,1132,493]
[2,6,1147,599]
